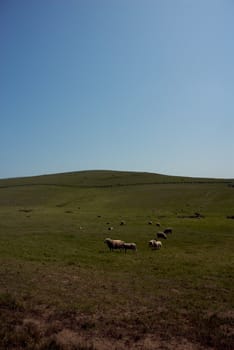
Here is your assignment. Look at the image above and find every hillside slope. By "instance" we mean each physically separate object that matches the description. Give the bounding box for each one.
[0,170,233,218]
[0,170,233,349]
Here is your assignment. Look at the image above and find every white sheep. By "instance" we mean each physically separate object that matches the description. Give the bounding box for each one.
[148,240,162,250]
[104,238,125,252]
[123,242,137,253]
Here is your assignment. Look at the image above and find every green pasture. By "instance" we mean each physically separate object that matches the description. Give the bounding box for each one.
[0,171,233,349]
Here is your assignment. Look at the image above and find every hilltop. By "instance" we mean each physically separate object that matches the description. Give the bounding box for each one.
[0,169,232,188]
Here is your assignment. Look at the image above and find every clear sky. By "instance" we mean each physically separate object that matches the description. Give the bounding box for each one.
[1,0,234,179]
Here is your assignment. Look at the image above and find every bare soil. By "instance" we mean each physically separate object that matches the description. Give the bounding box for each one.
[1,302,233,350]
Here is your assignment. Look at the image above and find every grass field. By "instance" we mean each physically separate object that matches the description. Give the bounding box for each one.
[0,170,233,349]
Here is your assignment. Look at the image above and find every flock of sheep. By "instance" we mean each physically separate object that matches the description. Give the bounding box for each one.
[104,221,173,253]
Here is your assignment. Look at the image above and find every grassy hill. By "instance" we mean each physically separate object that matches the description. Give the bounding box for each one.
[1,169,232,187]
[0,170,233,349]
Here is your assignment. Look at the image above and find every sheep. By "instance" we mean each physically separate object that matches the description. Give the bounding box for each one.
[164,227,173,234]
[156,222,161,227]
[123,242,137,253]
[148,240,162,250]
[157,231,167,239]
[104,238,125,252]
[120,220,126,225]
[148,221,153,225]
[108,226,114,231]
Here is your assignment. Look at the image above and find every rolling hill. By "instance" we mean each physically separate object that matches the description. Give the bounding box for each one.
[0,170,233,349]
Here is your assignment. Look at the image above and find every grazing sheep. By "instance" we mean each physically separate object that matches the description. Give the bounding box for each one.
[104,238,125,252]
[108,226,114,231]
[157,231,167,239]
[148,221,153,225]
[120,220,126,225]
[123,242,137,253]
[148,240,162,250]
[164,228,172,234]
[156,222,161,227]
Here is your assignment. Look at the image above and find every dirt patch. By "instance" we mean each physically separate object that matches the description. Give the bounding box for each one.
[0,292,233,350]
[54,332,208,350]
[1,304,228,350]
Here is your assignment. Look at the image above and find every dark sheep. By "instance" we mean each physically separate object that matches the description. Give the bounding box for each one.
[157,232,167,239]
[164,228,173,234]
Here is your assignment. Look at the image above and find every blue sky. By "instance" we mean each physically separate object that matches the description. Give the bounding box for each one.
[1,0,233,179]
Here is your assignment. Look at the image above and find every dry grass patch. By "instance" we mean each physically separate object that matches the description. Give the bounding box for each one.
[1,296,233,350]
